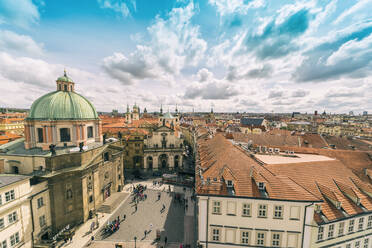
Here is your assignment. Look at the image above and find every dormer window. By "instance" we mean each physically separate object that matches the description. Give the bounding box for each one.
[227,180,233,187]
[258,182,265,190]
[336,202,341,209]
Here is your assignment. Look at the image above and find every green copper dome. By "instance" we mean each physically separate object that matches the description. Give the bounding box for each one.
[27,91,99,120]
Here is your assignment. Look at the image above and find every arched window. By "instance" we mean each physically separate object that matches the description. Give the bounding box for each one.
[64,85,67,91]
[66,189,73,199]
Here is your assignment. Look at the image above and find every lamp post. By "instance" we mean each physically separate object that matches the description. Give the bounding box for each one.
[134,236,137,248]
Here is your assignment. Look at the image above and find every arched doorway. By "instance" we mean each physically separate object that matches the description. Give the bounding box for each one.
[147,156,153,170]
[174,155,179,168]
[159,154,168,169]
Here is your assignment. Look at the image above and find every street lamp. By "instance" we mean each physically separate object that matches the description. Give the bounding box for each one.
[134,236,137,248]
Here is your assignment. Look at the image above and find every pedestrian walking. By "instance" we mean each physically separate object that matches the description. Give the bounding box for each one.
[164,236,168,246]
[144,230,147,237]
[123,214,126,221]
[135,204,138,212]
[149,223,153,232]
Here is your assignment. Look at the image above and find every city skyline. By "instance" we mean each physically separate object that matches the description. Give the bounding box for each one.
[0,0,371,114]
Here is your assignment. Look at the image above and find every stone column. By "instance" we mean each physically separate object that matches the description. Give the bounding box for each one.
[153,154,159,170]
[42,126,47,143]
[48,126,53,143]
[81,124,86,142]
[169,155,174,169]
[143,156,147,169]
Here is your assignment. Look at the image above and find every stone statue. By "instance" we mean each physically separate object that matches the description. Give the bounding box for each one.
[49,144,56,156]
[79,142,84,152]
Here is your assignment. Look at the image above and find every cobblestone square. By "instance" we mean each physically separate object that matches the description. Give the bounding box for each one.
[95,187,184,244]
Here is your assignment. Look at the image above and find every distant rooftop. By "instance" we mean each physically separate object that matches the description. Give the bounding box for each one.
[0,138,103,157]
[0,174,30,188]
[255,153,335,164]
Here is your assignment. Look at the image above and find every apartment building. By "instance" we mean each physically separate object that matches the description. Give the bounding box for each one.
[196,133,372,248]
[0,175,32,248]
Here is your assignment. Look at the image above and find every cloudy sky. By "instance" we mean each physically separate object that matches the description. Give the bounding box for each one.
[0,0,371,113]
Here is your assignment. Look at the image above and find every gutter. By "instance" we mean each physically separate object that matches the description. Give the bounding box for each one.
[29,195,35,248]
[206,196,209,248]
[301,202,314,248]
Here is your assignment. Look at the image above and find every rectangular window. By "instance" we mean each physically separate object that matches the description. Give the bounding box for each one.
[368,216,372,228]
[241,231,249,244]
[8,212,17,224]
[346,244,351,248]
[0,240,7,248]
[212,229,220,241]
[328,224,334,238]
[348,219,355,233]
[37,197,44,208]
[274,205,283,219]
[212,201,221,214]
[87,126,93,138]
[358,217,364,231]
[39,215,46,227]
[256,232,265,246]
[60,128,71,142]
[317,226,324,241]
[5,190,15,202]
[364,238,369,248]
[0,195,2,205]
[9,232,19,246]
[355,241,360,248]
[272,233,281,247]
[338,222,344,236]
[104,152,109,161]
[0,218,4,229]
[37,128,44,142]
[242,203,251,216]
[258,204,267,218]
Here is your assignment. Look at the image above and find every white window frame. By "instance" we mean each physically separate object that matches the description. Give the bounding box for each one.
[241,230,250,244]
[37,197,44,208]
[358,217,364,231]
[256,232,265,246]
[212,201,221,215]
[317,226,324,241]
[348,219,355,233]
[274,205,283,219]
[338,222,344,236]
[327,224,334,238]
[368,216,372,228]
[9,232,19,246]
[258,204,267,218]
[242,203,251,217]
[5,190,15,202]
[212,228,220,241]
[363,238,369,248]
[8,212,17,224]
[271,232,281,247]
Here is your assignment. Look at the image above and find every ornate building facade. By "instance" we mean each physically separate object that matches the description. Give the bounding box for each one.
[143,124,184,170]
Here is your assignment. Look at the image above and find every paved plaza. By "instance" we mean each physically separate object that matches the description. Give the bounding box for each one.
[95,186,185,245]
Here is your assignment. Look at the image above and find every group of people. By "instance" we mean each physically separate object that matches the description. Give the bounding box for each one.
[102,216,122,236]
[131,184,147,203]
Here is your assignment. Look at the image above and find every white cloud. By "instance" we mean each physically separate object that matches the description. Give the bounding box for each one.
[208,0,265,16]
[326,33,372,66]
[97,0,132,17]
[197,68,213,82]
[103,2,206,85]
[0,30,44,56]
[0,0,40,28]
[333,0,372,25]
[291,89,309,98]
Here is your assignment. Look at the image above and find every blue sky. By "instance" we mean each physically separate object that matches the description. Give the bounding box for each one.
[0,0,371,113]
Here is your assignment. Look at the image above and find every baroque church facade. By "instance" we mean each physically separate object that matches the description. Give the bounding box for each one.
[0,71,124,235]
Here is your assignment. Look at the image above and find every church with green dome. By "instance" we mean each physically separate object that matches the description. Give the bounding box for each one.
[24,71,103,150]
